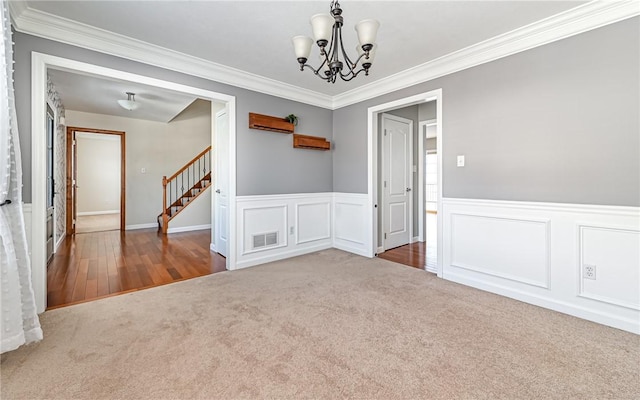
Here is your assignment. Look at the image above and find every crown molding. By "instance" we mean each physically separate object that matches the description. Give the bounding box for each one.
[9,1,639,111]
[9,3,334,109]
[331,1,640,109]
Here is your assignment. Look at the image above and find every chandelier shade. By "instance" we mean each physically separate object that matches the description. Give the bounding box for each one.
[117,92,140,111]
[292,36,313,60]
[310,14,334,44]
[355,19,380,47]
[292,1,380,84]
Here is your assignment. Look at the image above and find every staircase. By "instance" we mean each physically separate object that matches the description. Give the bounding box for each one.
[158,146,212,233]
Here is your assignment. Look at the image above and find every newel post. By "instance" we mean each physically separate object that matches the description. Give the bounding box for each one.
[162,176,168,234]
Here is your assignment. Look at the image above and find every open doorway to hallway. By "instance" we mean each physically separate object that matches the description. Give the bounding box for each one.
[31,53,237,312]
[374,95,441,274]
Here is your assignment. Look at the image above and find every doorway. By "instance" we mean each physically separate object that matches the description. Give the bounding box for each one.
[31,53,237,313]
[66,128,125,235]
[380,113,413,250]
[368,90,443,277]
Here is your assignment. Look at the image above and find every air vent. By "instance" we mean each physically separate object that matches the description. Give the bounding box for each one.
[253,232,279,249]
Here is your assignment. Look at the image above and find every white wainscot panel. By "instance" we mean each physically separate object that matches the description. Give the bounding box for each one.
[450,213,550,288]
[296,202,331,245]
[579,225,640,310]
[235,193,334,270]
[242,205,287,255]
[333,193,369,257]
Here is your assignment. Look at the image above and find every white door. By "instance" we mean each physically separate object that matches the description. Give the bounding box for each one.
[214,108,229,257]
[382,113,412,250]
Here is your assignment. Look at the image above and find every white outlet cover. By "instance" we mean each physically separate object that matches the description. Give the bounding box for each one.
[457,155,465,167]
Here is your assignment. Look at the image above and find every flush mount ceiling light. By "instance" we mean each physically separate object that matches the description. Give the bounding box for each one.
[292,0,379,83]
[117,92,140,111]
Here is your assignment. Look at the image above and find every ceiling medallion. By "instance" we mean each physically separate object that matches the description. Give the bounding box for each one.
[292,1,379,83]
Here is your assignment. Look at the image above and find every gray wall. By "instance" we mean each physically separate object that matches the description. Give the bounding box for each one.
[14,32,333,201]
[333,17,640,206]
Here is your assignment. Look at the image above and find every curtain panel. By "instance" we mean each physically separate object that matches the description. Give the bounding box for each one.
[0,0,43,354]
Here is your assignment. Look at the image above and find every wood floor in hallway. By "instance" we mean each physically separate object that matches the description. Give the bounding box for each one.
[47,229,226,309]
[378,242,426,269]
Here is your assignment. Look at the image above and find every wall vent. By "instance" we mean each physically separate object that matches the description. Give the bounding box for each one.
[253,232,278,249]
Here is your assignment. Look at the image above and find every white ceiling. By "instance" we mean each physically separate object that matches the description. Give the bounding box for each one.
[48,69,198,122]
[27,0,588,97]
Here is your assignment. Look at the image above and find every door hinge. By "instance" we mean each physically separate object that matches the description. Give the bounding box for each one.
[384,129,387,136]
[73,139,76,145]
[384,233,387,239]
[384,181,387,188]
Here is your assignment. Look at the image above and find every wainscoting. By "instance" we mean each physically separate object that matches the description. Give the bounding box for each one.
[235,193,334,269]
[333,192,369,257]
[23,197,640,333]
[442,198,640,334]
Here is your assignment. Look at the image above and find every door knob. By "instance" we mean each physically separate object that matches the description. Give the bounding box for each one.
[215,189,221,193]
[406,188,412,192]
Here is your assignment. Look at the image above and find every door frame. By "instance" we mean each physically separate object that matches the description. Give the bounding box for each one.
[380,112,413,251]
[417,119,437,243]
[31,52,237,313]
[66,127,126,235]
[367,89,443,277]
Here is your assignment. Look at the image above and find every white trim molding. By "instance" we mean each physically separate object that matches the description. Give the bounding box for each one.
[9,1,638,110]
[441,197,640,334]
[125,223,157,231]
[77,210,119,216]
[331,1,640,108]
[167,224,212,234]
[10,3,333,109]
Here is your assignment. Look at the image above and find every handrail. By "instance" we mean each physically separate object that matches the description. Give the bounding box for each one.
[160,146,213,234]
[166,145,212,182]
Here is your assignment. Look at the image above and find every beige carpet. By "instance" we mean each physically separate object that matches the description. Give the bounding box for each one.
[1,249,638,399]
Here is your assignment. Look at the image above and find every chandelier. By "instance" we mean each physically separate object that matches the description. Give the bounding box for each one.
[292,1,379,83]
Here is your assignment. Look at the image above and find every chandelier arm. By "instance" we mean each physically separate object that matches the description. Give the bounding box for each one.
[299,63,332,81]
[339,67,368,82]
[337,28,357,70]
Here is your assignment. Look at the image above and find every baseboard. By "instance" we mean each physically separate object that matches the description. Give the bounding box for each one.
[125,223,157,231]
[444,271,640,335]
[210,243,216,252]
[77,210,119,216]
[411,236,420,243]
[167,224,211,234]
[54,233,65,253]
[425,265,438,274]
[333,241,370,258]
[377,246,384,254]
[234,243,332,270]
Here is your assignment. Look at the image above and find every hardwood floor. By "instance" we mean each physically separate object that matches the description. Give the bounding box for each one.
[378,242,426,269]
[47,229,226,309]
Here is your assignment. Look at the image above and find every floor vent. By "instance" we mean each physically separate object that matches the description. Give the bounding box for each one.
[253,232,278,249]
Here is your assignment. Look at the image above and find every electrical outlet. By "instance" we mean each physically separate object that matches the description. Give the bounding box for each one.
[584,264,596,280]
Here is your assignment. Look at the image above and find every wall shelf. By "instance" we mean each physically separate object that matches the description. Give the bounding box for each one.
[293,134,331,151]
[249,113,294,134]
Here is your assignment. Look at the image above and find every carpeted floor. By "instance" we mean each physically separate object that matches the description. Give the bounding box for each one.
[1,249,638,399]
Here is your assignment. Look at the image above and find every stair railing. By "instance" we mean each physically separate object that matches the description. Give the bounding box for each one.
[160,146,212,233]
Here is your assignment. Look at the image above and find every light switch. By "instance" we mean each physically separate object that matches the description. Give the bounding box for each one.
[457,155,465,167]
[141,167,146,174]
